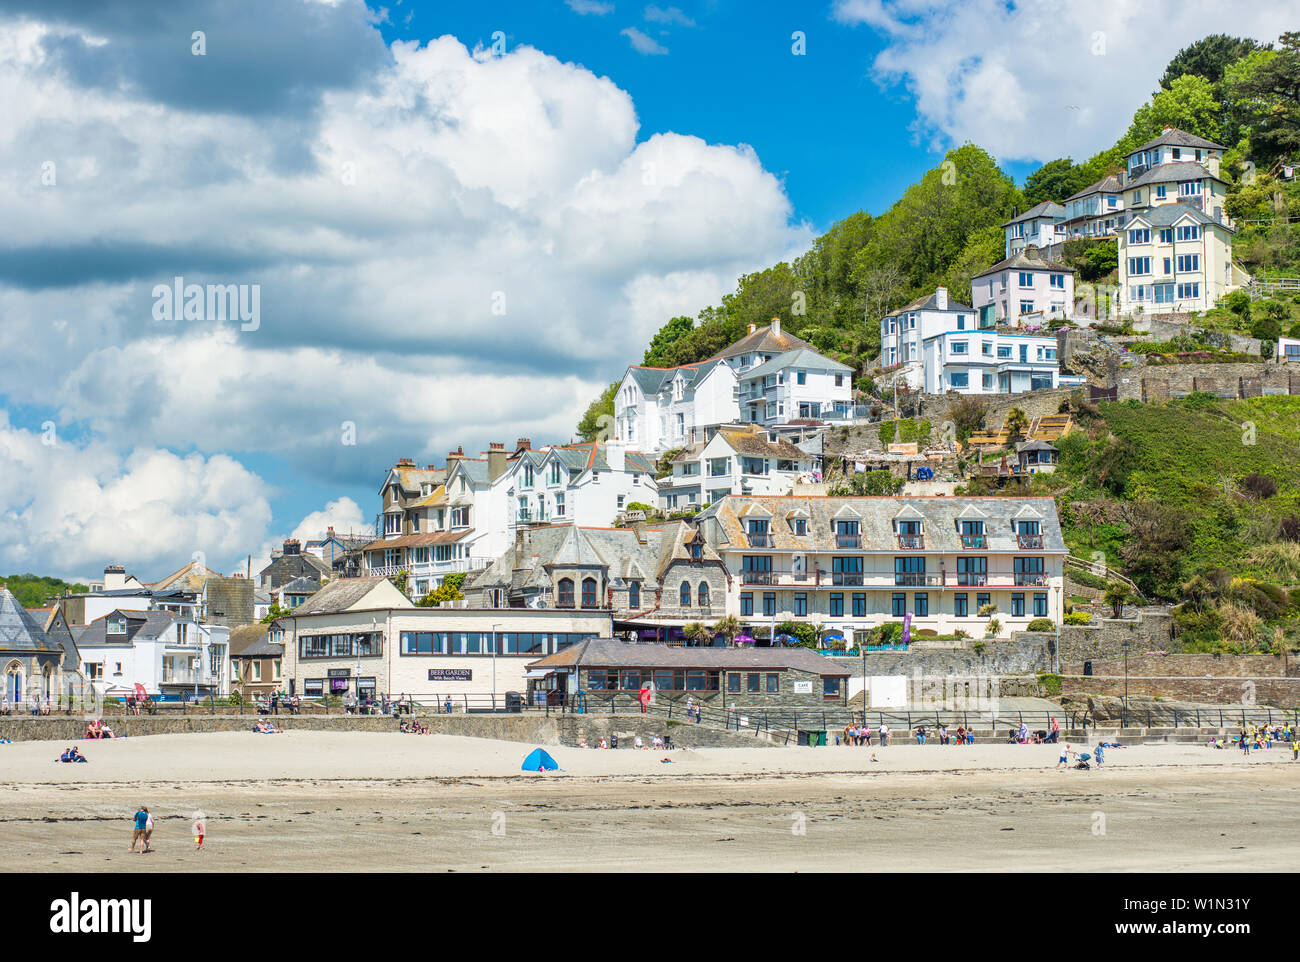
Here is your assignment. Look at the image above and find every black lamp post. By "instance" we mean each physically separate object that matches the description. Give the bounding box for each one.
[1121,639,1130,724]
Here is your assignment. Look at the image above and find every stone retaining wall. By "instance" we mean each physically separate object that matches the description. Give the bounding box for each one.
[1089,652,1298,678]
[1056,610,1176,672]
[1061,675,1300,707]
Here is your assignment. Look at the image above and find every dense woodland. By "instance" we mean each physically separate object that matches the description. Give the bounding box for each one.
[578,32,1300,439]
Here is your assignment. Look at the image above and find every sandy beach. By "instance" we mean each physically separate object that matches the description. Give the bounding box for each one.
[2,731,1294,872]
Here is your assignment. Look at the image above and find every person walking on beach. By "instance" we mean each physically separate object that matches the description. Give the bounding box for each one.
[1056,743,1071,770]
[130,807,150,854]
[1240,730,1250,755]
[879,723,889,746]
[193,815,205,852]
[1093,743,1105,769]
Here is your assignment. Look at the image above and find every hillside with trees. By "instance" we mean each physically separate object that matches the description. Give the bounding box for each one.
[577,31,1300,438]
[1,574,88,609]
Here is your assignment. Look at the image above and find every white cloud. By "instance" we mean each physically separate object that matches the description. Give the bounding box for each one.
[0,14,809,576]
[0,411,271,582]
[566,0,615,14]
[645,5,695,27]
[621,26,669,55]
[832,0,1298,162]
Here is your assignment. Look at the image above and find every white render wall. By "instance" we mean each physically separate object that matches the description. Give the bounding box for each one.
[971,268,1074,324]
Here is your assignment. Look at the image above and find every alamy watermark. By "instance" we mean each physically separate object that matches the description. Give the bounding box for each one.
[151,276,260,331]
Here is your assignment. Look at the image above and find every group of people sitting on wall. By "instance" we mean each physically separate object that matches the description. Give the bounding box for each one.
[84,719,114,739]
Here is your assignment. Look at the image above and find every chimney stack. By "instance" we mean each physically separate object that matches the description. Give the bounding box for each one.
[935,287,948,311]
[747,322,756,335]
[397,458,414,467]
[771,316,782,337]
[446,445,465,463]
[487,443,508,482]
[515,438,531,452]
[605,439,625,473]
[103,564,127,591]
[283,539,301,556]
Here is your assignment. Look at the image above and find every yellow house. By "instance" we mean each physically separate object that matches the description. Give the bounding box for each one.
[1117,204,1239,315]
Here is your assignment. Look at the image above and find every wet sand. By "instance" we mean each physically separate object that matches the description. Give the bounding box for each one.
[2,732,1294,872]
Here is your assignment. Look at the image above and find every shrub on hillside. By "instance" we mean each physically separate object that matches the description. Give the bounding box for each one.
[1027,618,1056,632]
[1241,473,1278,500]
[1063,611,1092,625]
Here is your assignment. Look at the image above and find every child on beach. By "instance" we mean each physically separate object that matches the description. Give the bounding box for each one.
[1093,743,1105,769]
[193,815,205,852]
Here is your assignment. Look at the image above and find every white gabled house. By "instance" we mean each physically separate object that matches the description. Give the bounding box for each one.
[971,246,1076,327]
[1117,203,1239,315]
[614,319,853,454]
[879,287,978,391]
[657,424,817,511]
[77,609,230,701]
[1003,202,1065,258]
[503,441,658,529]
[735,348,853,425]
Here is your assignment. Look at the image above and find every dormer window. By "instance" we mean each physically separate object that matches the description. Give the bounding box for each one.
[107,617,125,635]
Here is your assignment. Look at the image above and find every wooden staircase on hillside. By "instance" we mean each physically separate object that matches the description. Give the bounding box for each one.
[1029,413,1073,442]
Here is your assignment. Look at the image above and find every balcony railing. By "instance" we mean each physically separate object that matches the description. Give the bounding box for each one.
[733,569,1053,589]
[161,669,202,686]
[960,535,987,549]
[835,534,862,548]
[1017,534,1044,549]
[741,570,814,586]
[746,533,774,548]
[956,573,989,587]
[741,570,777,585]
[831,571,865,587]
[897,535,924,550]
[1014,572,1049,586]
[893,572,935,587]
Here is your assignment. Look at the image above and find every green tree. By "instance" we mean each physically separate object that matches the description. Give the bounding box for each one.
[1161,34,1267,88]
[712,614,743,646]
[642,315,696,367]
[261,603,292,624]
[1122,74,1225,149]
[1225,34,1300,160]
[390,569,409,597]
[1104,581,1133,618]
[1021,159,1091,208]
[1079,241,1118,281]
[682,622,710,646]
[416,572,466,607]
[576,382,618,441]
[1004,407,1029,443]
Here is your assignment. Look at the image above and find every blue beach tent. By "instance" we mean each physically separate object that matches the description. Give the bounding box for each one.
[521,748,560,772]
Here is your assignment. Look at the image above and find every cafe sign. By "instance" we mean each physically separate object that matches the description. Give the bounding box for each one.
[327,669,351,678]
[428,669,472,682]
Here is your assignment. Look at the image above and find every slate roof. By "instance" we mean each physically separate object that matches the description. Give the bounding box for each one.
[676,425,812,461]
[151,562,224,591]
[696,495,1067,554]
[972,247,1071,279]
[0,588,63,654]
[1126,161,1225,190]
[627,359,727,397]
[229,623,283,658]
[290,577,398,615]
[1125,202,1230,231]
[738,348,853,382]
[278,577,320,596]
[77,609,178,648]
[1003,202,1065,227]
[1129,128,1225,155]
[885,290,974,319]
[706,323,815,362]
[474,521,723,594]
[528,638,851,676]
[1061,174,1123,205]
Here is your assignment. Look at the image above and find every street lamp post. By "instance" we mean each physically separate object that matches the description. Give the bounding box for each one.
[492,623,500,712]
[1121,639,1130,725]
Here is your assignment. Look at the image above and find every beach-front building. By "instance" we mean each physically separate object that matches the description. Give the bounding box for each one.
[77,608,230,701]
[970,246,1075,328]
[229,623,284,698]
[657,424,817,511]
[467,521,729,640]
[526,638,851,711]
[1116,204,1239,315]
[278,576,610,708]
[1003,202,1065,258]
[1,587,72,708]
[694,495,1067,640]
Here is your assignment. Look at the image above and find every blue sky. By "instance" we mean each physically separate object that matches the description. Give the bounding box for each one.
[0,0,1290,583]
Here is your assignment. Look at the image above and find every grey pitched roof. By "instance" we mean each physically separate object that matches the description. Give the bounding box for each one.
[1125,202,1228,231]
[972,247,1071,280]
[1130,128,1225,155]
[291,577,386,615]
[1061,174,1123,205]
[739,348,853,382]
[278,577,320,595]
[627,359,726,398]
[696,495,1067,554]
[0,588,62,654]
[229,623,283,658]
[1016,440,1058,453]
[528,638,851,676]
[1126,161,1225,190]
[885,290,973,318]
[705,324,815,362]
[1003,201,1064,227]
[77,609,178,648]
